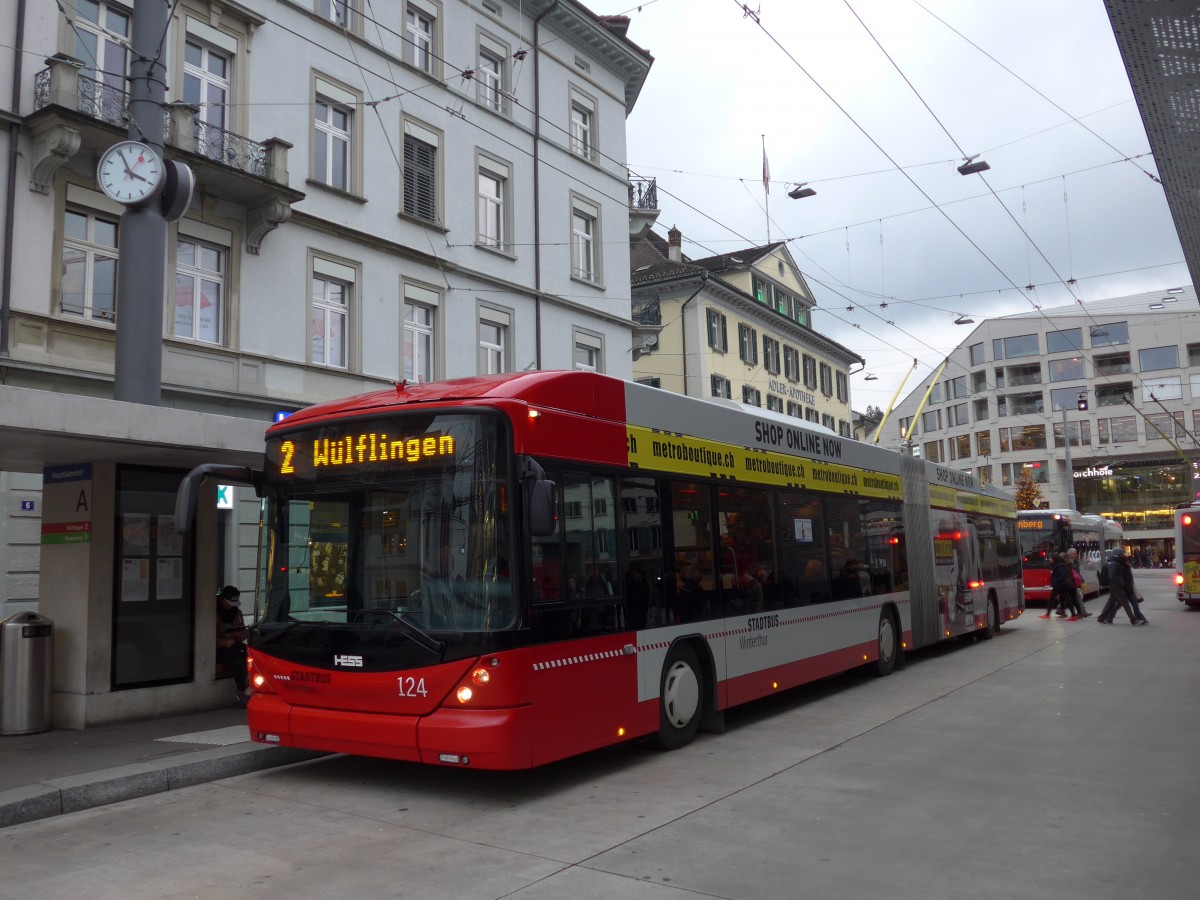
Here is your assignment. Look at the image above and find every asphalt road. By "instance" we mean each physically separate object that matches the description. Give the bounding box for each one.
[1,570,1194,900]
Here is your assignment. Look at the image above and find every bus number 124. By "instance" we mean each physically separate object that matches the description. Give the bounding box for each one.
[398,676,428,698]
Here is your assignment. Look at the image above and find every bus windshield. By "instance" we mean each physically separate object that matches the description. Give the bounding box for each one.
[1017,515,1066,565]
[259,411,513,634]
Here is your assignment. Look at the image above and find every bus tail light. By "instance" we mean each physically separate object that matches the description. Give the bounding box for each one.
[968,580,984,589]
[1176,573,1185,586]
[247,653,275,694]
[1183,514,1193,526]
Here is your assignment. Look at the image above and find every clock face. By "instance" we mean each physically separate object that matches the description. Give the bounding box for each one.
[97,141,165,205]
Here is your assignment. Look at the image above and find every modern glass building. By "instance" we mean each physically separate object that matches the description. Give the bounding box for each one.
[883,288,1199,563]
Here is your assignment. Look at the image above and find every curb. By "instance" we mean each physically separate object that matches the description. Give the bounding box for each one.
[0,743,325,829]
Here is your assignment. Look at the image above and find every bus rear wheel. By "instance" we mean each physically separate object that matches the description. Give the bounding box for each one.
[980,595,998,640]
[872,609,898,677]
[654,642,703,750]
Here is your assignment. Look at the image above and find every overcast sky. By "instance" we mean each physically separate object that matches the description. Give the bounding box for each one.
[595,0,1186,410]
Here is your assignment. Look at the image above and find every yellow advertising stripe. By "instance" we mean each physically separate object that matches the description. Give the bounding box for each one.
[626,426,902,499]
[929,485,1016,518]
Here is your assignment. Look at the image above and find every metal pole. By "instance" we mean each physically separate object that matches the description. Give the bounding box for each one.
[1064,407,1076,510]
[113,0,170,404]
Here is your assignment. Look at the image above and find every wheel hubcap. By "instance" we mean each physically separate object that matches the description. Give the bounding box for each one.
[663,660,700,729]
[879,618,895,663]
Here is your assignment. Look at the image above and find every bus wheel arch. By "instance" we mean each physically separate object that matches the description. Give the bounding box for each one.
[872,605,900,677]
[653,639,708,750]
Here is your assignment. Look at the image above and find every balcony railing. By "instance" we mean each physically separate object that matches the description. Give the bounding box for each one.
[629,177,658,210]
[192,119,269,178]
[34,57,278,181]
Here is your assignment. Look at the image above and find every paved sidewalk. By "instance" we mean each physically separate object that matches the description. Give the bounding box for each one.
[0,705,324,828]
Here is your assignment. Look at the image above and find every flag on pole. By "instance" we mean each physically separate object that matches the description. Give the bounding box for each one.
[762,137,770,195]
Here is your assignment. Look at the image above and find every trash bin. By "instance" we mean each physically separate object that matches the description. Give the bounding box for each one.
[0,612,53,735]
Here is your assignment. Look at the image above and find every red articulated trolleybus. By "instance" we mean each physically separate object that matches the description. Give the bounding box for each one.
[178,372,1022,770]
[1175,506,1200,607]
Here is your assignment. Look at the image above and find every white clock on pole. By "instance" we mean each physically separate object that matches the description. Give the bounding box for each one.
[97,140,165,206]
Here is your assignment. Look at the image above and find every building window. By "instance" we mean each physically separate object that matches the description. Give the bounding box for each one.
[1139,345,1179,372]
[1004,391,1043,415]
[994,333,1039,360]
[999,425,1046,452]
[476,155,511,252]
[763,336,781,375]
[1188,343,1200,367]
[74,1,130,119]
[819,363,833,396]
[571,196,601,283]
[922,409,941,432]
[311,259,353,368]
[1146,412,1185,440]
[786,400,801,417]
[1053,421,1091,448]
[573,328,604,373]
[184,39,231,163]
[405,2,436,74]
[1096,382,1133,407]
[742,385,761,407]
[403,283,438,383]
[976,430,991,456]
[784,345,800,382]
[738,324,758,365]
[802,354,817,389]
[477,36,507,112]
[949,403,969,426]
[767,395,784,413]
[971,370,987,393]
[949,434,971,460]
[569,88,596,160]
[60,208,118,322]
[1091,352,1131,377]
[923,441,943,463]
[711,374,731,399]
[317,0,355,28]
[968,342,985,366]
[1090,321,1128,347]
[1141,375,1182,401]
[1098,416,1136,445]
[403,120,440,224]
[1046,327,1083,353]
[706,309,728,352]
[637,377,661,389]
[977,465,993,485]
[974,398,988,421]
[1006,363,1041,386]
[1048,357,1085,382]
[835,371,848,402]
[174,238,224,344]
[478,305,510,374]
[313,78,355,191]
[839,420,851,437]
[1050,387,1086,411]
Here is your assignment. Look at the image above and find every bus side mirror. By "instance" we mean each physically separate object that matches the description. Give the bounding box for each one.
[529,480,557,537]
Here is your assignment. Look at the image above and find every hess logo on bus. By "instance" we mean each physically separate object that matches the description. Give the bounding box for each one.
[334,654,363,667]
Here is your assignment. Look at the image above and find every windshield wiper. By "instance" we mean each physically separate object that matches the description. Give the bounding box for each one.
[381,610,446,655]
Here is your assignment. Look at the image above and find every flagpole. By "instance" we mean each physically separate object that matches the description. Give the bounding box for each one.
[762,134,770,242]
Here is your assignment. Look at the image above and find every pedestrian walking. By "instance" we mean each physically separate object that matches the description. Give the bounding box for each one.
[1066,547,1090,618]
[1040,553,1082,620]
[1097,550,1141,625]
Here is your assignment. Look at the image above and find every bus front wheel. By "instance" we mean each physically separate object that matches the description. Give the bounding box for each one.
[654,642,703,750]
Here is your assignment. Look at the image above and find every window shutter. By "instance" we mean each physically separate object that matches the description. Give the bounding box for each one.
[403,135,437,222]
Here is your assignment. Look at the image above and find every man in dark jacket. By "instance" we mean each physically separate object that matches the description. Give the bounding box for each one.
[1098,551,1141,625]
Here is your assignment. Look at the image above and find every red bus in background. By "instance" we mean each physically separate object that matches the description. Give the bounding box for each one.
[1018,509,1112,603]
[179,371,1022,770]
[1175,506,1200,607]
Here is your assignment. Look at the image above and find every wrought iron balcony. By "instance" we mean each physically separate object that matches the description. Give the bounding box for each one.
[629,177,658,210]
[31,55,293,186]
